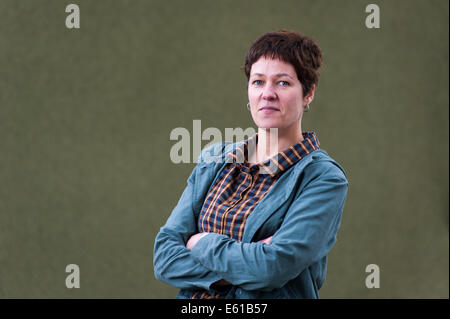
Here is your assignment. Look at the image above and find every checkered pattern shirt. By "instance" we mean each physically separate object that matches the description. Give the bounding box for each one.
[191,131,320,299]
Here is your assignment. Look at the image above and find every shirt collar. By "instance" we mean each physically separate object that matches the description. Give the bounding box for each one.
[225,131,320,177]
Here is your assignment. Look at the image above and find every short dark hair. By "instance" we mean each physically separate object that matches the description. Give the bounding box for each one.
[243,30,323,96]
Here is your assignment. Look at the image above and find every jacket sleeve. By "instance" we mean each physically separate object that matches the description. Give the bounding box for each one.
[153,161,223,290]
[190,161,348,291]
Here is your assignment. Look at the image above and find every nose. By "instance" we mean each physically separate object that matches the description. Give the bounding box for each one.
[262,83,277,101]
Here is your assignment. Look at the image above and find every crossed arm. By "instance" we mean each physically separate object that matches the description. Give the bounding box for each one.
[185,234,273,287]
[186,233,272,250]
[154,160,348,292]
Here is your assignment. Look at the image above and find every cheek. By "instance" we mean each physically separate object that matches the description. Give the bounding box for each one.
[283,94,302,112]
[248,88,258,101]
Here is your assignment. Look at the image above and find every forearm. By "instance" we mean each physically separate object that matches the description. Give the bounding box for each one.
[185,233,273,288]
[190,234,284,290]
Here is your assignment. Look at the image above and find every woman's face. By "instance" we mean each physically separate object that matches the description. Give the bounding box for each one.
[248,57,311,130]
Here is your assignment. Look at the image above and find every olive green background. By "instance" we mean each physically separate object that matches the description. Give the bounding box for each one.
[0,0,448,298]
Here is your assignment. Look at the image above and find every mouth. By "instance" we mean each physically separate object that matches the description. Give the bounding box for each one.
[259,106,280,112]
[259,106,280,113]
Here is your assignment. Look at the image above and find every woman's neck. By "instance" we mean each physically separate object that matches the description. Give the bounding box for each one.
[251,125,304,164]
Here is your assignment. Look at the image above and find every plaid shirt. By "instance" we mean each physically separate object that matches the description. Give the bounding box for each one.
[191,131,320,299]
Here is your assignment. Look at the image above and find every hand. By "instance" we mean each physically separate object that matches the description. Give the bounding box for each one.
[186,232,209,250]
[258,236,273,245]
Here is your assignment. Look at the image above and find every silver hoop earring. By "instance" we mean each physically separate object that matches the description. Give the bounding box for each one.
[247,102,250,110]
[304,104,310,112]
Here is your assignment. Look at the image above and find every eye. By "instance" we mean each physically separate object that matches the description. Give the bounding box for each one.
[252,80,263,86]
[278,81,290,86]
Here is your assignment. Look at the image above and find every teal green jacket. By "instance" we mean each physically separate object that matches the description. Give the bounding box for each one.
[153,141,348,298]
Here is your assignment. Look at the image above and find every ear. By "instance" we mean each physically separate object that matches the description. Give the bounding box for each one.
[303,84,316,105]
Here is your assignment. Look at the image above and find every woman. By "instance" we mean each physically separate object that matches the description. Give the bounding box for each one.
[154,30,348,299]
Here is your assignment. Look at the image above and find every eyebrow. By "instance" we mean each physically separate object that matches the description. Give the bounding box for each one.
[250,73,295,80]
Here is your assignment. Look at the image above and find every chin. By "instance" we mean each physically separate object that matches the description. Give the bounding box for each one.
[254,118,281,129]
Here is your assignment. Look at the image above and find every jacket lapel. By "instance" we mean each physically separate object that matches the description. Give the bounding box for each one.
[242,153,314,243]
